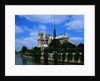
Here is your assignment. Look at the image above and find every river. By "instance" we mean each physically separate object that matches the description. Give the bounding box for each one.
[15,54,83,65]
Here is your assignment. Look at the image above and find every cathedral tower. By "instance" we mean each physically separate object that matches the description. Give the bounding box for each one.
[38,33,44,48]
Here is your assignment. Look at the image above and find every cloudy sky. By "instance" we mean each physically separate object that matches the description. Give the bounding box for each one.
[15,15,84,51]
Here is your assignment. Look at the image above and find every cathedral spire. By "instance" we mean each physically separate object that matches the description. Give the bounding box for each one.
[53,20,56,39]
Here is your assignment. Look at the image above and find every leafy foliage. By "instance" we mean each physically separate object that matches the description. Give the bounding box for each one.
[62,51,66,62]
[21,46,28,53]
[49,39,61,51]
[67,53,73,62]
[43,53,49,61]
[53,52,59,62]
[74,52,80,62]
[77,43,84,48]
[80,53,84,63]
[61,42,76,50]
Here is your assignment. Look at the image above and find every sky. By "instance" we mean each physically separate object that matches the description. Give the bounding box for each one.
[15,15,84,51]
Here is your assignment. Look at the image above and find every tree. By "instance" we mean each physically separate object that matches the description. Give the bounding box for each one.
[53,52,59,63]
[67,48,76,53]
[15,50,17,53]
[33,47,41,53]
[21,46,28,53]
[34,47,41,51]
[43,53,49,62]
[19,50,22,53]
[77,43,84,48]
[48,46,54,53]
[62,50,66,62]
[27,49,32,53]
[15,50,18,54]
[57,48,63,63]
[44,47,49,53]
[61,42,76,50]
[67,42,76,48]
[33,47,41,62]
[43,48,49,62]
[33,52,41,62]
[80,52,84,63]
[57,48,63,53]
[49,39,61,51]
[67,53,73,62]
[74,52,80,62]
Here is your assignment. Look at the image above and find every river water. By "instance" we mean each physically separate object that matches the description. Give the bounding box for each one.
[15,54,83,65]
[15,54,68,65]
[15,54,43,65]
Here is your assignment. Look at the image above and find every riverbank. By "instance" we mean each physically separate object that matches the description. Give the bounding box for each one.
[15,54,84,65]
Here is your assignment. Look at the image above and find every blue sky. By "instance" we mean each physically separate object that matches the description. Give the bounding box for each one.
[15,15,84,51]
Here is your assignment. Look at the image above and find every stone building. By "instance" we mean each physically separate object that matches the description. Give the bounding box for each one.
[38,21,68,50]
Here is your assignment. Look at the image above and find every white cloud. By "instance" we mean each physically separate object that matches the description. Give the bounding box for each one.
[64,15,84,31]
[19,15,70,24]
[23,24,47,33]
[66,20,84,30]
[76,30,84,32]
[15,24,47,51]
[69,37,83,45]
[15,25,24,33]
[16,34,38,51]
[71,15,84,20]
[39,25,46,30]
[69,37,83,41]
[24,26,33,32]
[38,25,47,33]
[29,32,38,36]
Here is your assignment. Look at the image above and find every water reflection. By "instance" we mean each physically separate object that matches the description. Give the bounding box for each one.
[16,54,56,65]
[15,54,83,65]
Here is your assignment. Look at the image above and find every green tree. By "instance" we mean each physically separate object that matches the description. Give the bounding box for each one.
[21,46,28,53]
[67,42,76,48]
[76,43,84,63]
[67,48,76,53]
[57,48,63,63]
[43,53,49,62]
[74,52,80,62]
[49,39,61,51]
[15,50,18,54]
[57,48,63,53]
[61,42,76,50]
[48,46,54,53]
[27,49,32,53]
[19,50,22,53]
[33,47,41,62]
[67,53,73,62]
[33,52,41,62]
[53,52,59,63]
[15,50,17,53]
[62,50,66,62]
[44,47,49,53]
[43,47,49,62]
[80,52,84,63]
[77,43,84,48]
[34,47,41,51]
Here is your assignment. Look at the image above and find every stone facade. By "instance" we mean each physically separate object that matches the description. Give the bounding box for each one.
[38,22,68,50]
[38,33,68,48]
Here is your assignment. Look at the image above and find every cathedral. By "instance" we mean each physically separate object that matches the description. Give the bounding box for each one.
[38,21,68,50]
